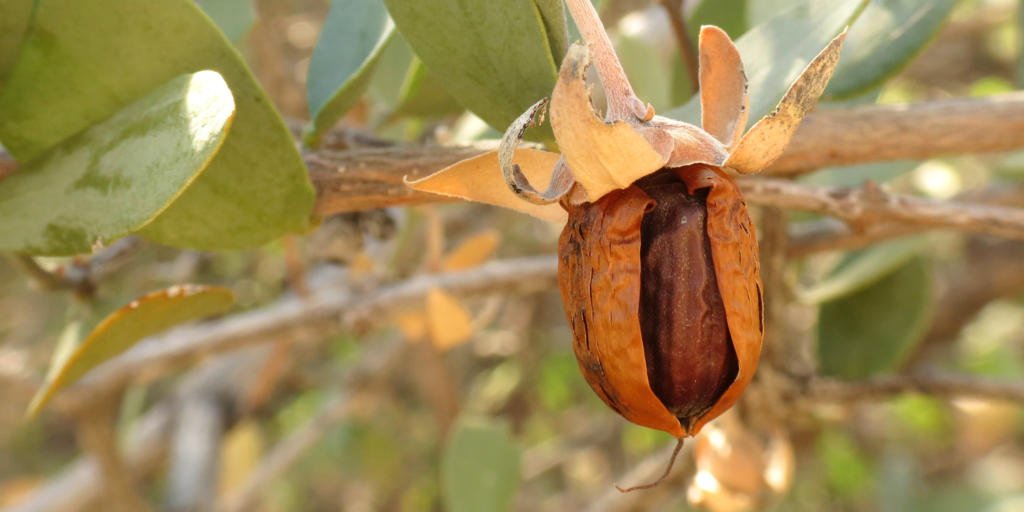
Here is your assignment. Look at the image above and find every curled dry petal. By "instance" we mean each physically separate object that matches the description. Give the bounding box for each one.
[724,30,848,174]
[550,44,667,202]
[405,149,566,223]
[498,98,575,204]
[698,26,749,148]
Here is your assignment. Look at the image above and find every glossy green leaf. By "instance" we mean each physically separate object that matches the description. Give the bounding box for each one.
[0,71,234,255]
[27,285,235,417]
[818,257,934,379]
[0,0,314,250]
[800,237,926,304]
[0,0,34,83]
[667,0,867,124]
[441,419,521,512]
[825,0,958,99]
[383,0,561,132]
[389,58,463,120]
[196,0,257,43]
[305,0,395,147]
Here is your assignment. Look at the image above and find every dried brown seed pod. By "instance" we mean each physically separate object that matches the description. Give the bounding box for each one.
[406,2,845,444]
[559,164,763,438]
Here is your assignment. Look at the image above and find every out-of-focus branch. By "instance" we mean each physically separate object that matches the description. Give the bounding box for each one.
[740,179,1024,241]
[807,374,1024,403]
[10,237,142,298]
[73,401,153,512]
[6,405,173,512]
[788,219,921,258]
[165,397,227,512]
[787,185,1024,257]
[217,339,407,512]
[658,0,699,92]
[54,257,558,413]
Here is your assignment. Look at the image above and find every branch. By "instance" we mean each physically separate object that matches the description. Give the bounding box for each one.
[788,219,922,258]
[807,374,1024,403]
[73,401,153,512]
[740,179,1024,241]
[165,396,226,511]
[658,0,700,93]
[9,237,142,298]
[767,93,1024,175]
[307,143,496,215]
[306,94,1024,215]
[6,405,174,512]
[54,257,558,412]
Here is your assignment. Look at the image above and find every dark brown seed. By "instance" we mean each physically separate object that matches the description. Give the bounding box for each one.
[636,170,738,431]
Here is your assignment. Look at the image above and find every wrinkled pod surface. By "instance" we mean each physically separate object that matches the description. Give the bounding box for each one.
[558,164,764,437]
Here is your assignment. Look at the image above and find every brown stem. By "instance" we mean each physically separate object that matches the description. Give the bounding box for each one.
[564,0,646,120]
[658,0,700,92]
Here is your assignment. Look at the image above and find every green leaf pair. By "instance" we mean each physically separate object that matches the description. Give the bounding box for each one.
[0,0,314,255]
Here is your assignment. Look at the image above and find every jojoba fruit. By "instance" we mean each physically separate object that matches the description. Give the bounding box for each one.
[558,164,763,438]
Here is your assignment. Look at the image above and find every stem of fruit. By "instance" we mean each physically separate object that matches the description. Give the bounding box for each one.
[564,0,648,122]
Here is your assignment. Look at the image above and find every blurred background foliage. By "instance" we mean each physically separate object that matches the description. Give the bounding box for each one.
[2,0,1024,511]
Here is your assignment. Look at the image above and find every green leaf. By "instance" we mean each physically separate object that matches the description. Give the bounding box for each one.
[27,285,235,417]
[389,58,464,120]
[691,0,748,37]
[824,0,958,100]
[196,0,256,44]
[818,256,934,379]
[0,0,34,83]
[382,0,561,132]
[305,0,395,147]
[747,0,804,27]
[800,237,926,304]
[0,0,314,250]
[534,0,568,58]
[441,418,521,512]
[616,22,674,112]
[800,160,916,189]
[666,0,868,124]
[367,34,416,108]
[0,71,234,255]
